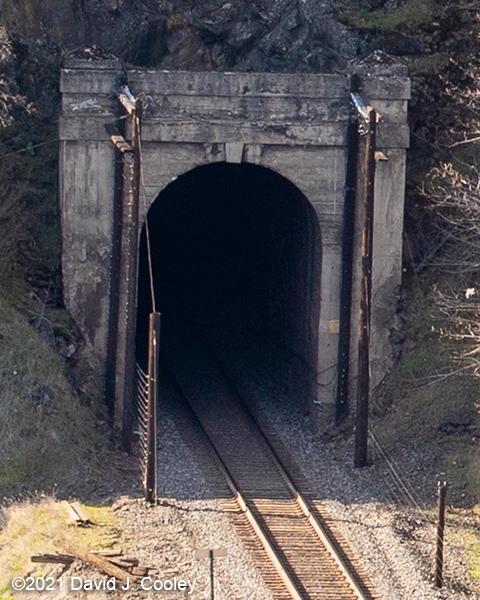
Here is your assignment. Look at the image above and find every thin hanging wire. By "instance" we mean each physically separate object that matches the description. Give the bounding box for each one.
[369,425,452,553]
[368,426,437,529]
[136,110,157,314]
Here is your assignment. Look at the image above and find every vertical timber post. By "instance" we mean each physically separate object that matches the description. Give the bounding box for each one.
[354,107,377,468]
[121,99,143,452]
[435,481,447,588]
[145,312,160,503]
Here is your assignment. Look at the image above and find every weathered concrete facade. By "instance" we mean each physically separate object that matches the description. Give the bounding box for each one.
[59,53,409,431]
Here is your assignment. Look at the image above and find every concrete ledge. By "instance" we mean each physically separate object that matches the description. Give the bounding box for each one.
[376,123,410,149]
[62,93,118,116]
[371,99,409,124]
[61,68,123,94]
[360,75,411,101]
[142,120,347,146]
[127,70,350,98]
[59,115,349,146]
[142,94,349,123]
[127,122,407,148]
[141,121,348,145]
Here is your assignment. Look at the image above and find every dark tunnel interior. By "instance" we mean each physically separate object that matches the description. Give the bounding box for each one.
[135,162,322,408]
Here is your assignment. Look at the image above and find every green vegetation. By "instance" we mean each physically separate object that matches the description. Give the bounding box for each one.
[352,0,443,31]
[471,540,480,580]
[0,499,119,600]
[414,53,450,75]
[376,317,480,582]
[0,295,101,496]
[376,277,480,508]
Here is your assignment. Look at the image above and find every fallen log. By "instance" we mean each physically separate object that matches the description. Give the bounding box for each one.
[53,539,135,582]
[107,557,139,569]
[90,550,124,557]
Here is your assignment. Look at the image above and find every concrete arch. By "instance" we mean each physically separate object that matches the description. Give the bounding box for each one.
[136,162,322,412]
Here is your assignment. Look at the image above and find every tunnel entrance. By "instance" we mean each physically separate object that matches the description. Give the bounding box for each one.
[136,163,321,411]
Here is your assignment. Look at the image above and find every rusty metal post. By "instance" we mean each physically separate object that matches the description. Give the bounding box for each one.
[209,550,215,600]
[121,100,143,453]
[336,94,360,421]
[145,312,160,503]
[354,107,377,468]
[435,481,447,588]
[195,549,227,600]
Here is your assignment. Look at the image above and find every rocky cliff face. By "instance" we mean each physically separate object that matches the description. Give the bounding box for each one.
[2,1,476,125]
[0,0,379,74]
[3,0,475,74]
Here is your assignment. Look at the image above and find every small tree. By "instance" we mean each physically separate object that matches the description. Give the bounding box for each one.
[422,58,480,375]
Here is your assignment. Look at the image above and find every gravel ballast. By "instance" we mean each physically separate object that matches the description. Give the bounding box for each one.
[36,379,480,599]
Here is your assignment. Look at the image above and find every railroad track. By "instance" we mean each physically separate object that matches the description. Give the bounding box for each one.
[161,317,378,600]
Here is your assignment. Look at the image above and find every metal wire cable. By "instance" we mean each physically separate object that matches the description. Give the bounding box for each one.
[136,112,157,314]
[0,138,59,159]
[369,426,453,563]
[369,428,436,528]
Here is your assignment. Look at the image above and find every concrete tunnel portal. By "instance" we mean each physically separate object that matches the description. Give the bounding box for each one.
[135,162,322,411]
[59,60,409,434]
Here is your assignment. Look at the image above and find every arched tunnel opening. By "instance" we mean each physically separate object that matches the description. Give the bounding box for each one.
[135,162,321,411]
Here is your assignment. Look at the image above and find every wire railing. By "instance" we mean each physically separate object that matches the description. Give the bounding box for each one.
[133,313,160,503]
[134,362,150,490]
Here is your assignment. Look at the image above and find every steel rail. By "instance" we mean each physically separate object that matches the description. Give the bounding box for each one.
[167,362,372,600]
[168,371,304,600]
[235,398,369,600]
[183,319,371,600]
[161,302,375,600]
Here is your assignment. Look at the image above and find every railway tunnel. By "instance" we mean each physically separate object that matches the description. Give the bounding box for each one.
[135,162,322,412]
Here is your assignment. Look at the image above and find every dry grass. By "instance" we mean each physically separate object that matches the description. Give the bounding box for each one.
[373,276,480,584]
[470,529,480,581]
[0,498,119,600]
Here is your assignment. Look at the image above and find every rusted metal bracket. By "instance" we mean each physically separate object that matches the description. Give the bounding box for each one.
[337,91,378,423]
[354,103,377,469]
[106,84,143,452]
[105,123,133,153]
